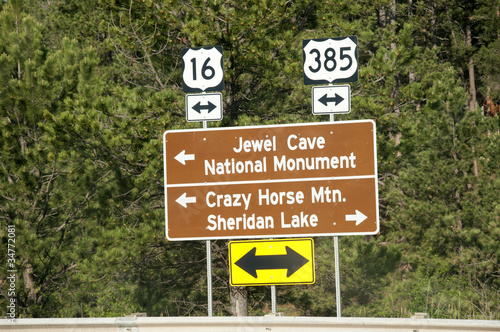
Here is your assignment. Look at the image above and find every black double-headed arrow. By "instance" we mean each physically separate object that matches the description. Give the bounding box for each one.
[235,246,309,278]
[192,101,216,114]
[319,93,344,106]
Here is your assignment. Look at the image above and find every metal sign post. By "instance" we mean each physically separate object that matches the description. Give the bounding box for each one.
[271,286,277,314]
[181,44,224,317]
[302,35,360,318]
[329,113,341,318]
[334,236,341,317]
[206,239,213,316]
[204,120,213,317]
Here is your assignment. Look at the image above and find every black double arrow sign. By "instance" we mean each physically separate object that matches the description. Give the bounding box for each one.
[318,93,344,106]
[192,101,216,114]
[235,246,309,278]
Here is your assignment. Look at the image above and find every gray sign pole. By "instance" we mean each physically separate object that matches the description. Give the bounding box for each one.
[271,236,277,314]
[330,113,342,318]
[204,120,213,317]
[206,239,212,316]
[271,286,277,314]
[334,236,341,317]
[182,45,224,318]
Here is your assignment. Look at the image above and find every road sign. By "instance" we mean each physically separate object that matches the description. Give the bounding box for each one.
[312,85,351,115]
[303,36,358,85]
[185,93,223,122]
[163,120,379,241]
[182,46,224,93]
[229,238,315,286]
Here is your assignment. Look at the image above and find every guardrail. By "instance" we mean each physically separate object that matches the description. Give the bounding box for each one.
[1,316,499,332]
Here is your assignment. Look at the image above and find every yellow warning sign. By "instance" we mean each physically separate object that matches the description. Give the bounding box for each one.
[229,238,315,286]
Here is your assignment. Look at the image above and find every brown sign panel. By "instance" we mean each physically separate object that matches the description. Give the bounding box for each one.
[164,120,378,241]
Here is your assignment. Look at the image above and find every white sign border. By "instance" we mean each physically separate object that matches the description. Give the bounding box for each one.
[312,85,351,115]
[185,93,223,122]
[163,120,379,241]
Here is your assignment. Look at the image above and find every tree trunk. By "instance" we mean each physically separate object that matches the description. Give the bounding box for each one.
[466,22,477,111]
[431,2,437,48]
[23,261,37,303]
[229,286,248,316]
[379,0,401,155]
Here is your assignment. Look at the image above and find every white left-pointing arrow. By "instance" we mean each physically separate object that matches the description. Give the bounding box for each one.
[175,150,195,165]
[176,193,196,208]
[345,210,368,226]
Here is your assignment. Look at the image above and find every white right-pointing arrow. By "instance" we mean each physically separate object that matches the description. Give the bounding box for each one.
[174,150,195,165]
[176,193,196,208]
[345,210,368,226]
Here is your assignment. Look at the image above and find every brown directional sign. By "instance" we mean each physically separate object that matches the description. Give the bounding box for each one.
[163,120,378,241]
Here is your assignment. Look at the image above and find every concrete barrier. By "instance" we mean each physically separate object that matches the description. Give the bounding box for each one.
[1,316,499,332]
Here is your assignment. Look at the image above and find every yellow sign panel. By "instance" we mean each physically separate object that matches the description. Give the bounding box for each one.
[229,238,315,286]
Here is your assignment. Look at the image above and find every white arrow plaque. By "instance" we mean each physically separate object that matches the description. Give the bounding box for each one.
[185,93,223,122]
[312,85,351,115]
